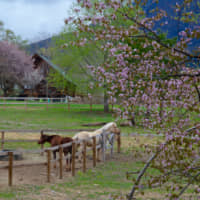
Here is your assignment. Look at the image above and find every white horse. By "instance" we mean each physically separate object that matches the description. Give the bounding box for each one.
[72,122,120,161]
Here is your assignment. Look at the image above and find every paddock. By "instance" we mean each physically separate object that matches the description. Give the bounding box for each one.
[0,129,121,188]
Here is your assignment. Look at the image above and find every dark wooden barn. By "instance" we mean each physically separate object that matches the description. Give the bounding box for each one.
[22,53,76,98]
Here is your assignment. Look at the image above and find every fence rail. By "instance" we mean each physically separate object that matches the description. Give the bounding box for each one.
[0,97,66,103]
[0,129,121,186]
[0,129,96,150]
[0,97,115,112]
[0,129,95,133]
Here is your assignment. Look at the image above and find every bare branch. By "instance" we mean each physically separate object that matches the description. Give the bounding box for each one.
[166,72,200,78]
[128,125,200,200]
[177,172,200,199]
[121,12,200,59]
[194,83,200,102]
[128,151,161,200]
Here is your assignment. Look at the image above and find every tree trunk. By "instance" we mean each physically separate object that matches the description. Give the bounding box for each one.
[130,112,136,126]
[103,52,109,113]
[3,88,8,97]
[104,87,109,113]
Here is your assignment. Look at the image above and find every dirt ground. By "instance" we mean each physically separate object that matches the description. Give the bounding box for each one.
[0,152,96,189]
[0,134,159,189]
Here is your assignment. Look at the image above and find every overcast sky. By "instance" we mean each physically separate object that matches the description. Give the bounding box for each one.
[0,0,75,42]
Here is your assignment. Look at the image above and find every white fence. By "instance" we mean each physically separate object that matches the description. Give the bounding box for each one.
[0,97,67,105]
[0,96,114,111]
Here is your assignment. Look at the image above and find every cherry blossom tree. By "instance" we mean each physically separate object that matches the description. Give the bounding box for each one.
[64,0,200,199]
[0,41,41,96]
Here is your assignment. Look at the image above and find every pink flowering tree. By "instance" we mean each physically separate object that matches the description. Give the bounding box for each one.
[0,41,39,96]
[64,0,200,199]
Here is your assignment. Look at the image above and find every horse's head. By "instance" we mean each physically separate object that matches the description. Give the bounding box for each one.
[105,122,121,136]
[38,133,50,144]
[113,127,121,135]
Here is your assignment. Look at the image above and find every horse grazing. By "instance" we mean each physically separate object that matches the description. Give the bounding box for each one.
[38,133,73,171]
[73,122,120,161]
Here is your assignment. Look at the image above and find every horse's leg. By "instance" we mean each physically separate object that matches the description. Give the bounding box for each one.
[66,150,72,171]
[69,154,72,171]
[75,144,82,163]
[64,151,71,171]
[78,144,82,163]
[63,151,67,171]
[53,150,57,168]
[97,148,101,162]
[78,150,83,163]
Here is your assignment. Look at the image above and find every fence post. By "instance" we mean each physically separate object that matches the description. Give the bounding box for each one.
[68,97,70,111]
[1,131,5,150]
[46,98,49,111]
[8,151,13,186]
[59,147,63,179]
[117,133,121,153]
[40,130,44,156]
[92,137,96,167]
[102,132,106,162]
[47,150,51,183]
[25,99,27,111]
[90,99,92,112]
[82,140,86,173]
[72,142,76,176]
[3,98,5,110]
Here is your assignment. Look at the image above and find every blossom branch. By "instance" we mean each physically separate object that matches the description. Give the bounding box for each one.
[121,13,200,59]
[128,124,200,200]
[166,72,200,78]
[194,83,200,102]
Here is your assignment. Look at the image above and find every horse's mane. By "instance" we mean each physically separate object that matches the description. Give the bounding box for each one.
[61,137,73,144]
[44,134,58,142]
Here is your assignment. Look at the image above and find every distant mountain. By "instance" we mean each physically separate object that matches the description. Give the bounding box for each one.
[142,0,200,51]
[27,37,53,54]
[27,0,200,60]
[142,0,200,67]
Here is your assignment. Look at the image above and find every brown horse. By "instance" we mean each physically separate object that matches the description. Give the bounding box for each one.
[38,133,73,171]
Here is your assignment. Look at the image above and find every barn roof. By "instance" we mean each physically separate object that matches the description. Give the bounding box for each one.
[33,53,75,85]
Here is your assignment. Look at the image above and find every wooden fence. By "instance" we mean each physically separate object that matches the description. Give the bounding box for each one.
[0,129,96,151]
[0,130,121,186]
[0,97,115,112]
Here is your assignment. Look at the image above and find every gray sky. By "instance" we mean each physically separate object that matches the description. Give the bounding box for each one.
[0,0,75,42]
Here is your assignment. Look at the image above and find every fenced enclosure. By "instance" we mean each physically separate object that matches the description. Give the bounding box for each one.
[0,129,121,187]
[0,97,115,112]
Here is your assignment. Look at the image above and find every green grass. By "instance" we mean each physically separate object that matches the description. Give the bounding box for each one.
[0,185,45,200]
[3,141,50,150]
[0,104,198,200]
[0,151,194,200]
[0,104,113,130]
[0,142,197,200]
[0,104,146,135]
[0,192,15,199]
[0,104,154,152]
[0,152,149,200]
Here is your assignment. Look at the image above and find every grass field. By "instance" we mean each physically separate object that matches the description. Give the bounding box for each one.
[0,136,195,200]
[0,103,151,136]
[0,104,113,130]
[0,104,198,200]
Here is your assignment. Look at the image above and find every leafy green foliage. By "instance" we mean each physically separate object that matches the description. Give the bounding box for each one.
[0,20,27,47]
[42,30,104,96]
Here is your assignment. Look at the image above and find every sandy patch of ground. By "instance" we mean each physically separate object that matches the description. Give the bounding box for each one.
[0,152,96,189]
[4,132,40,140]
